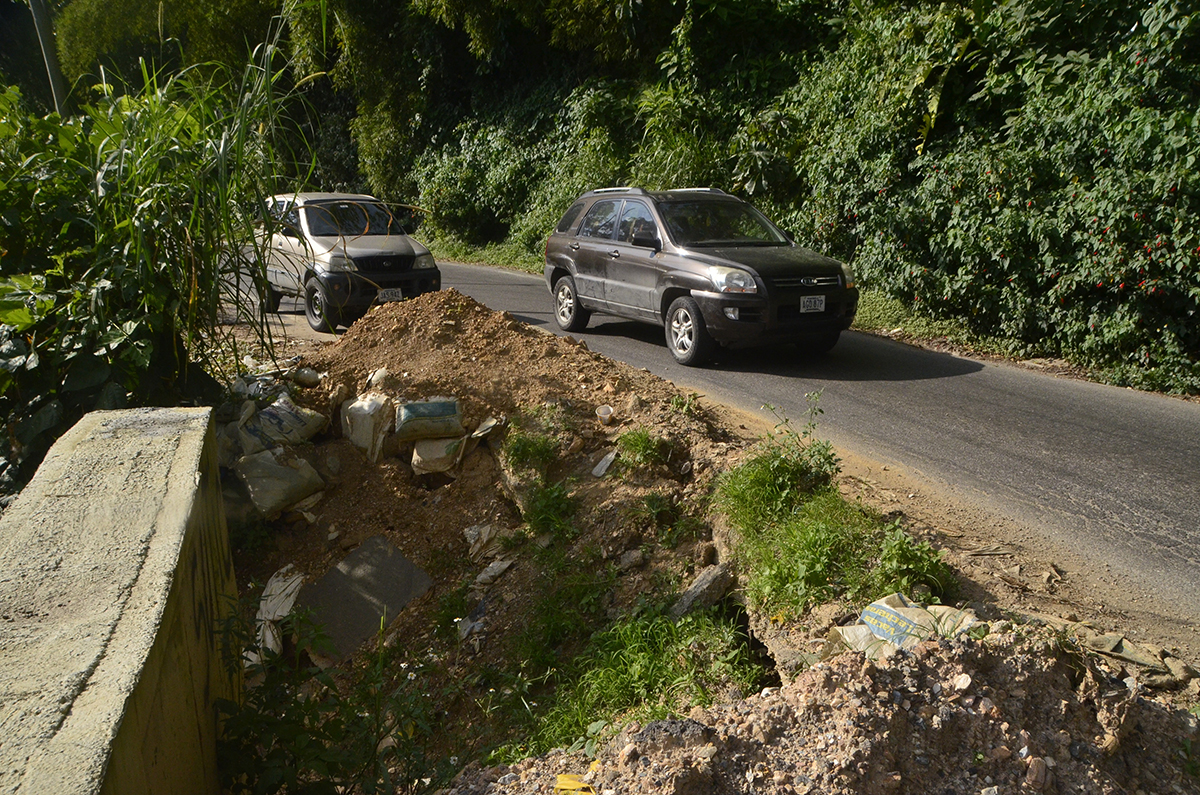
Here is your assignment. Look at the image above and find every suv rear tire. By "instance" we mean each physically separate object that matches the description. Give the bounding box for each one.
[305,278,338,333]
[666,296,714,366]
[553,274,591,332]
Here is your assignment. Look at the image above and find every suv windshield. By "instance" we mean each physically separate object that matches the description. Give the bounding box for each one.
[658,200,788,247]
[303,200,405,237]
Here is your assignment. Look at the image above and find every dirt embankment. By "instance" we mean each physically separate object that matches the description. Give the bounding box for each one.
[234,290,1200,795]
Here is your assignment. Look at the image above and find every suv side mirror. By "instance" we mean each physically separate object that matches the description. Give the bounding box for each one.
[632,231,661,251]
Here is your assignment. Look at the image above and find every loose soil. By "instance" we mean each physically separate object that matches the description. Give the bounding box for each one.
[226,290,1200,794]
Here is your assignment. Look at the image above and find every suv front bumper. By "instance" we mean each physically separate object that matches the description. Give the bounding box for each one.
[692,287,859,347]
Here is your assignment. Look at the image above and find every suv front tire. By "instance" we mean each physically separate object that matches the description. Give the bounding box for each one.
[666,296,714,366]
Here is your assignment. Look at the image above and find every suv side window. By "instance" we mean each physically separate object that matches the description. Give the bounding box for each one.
[556,202,586,234]
[578,200,620,240]
[617,201,657,244]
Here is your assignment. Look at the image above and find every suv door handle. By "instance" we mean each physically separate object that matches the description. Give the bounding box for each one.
[568,242,580,251]
[609,250,620,258]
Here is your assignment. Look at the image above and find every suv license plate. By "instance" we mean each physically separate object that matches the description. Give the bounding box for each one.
[377,288,405,302]
[800,295,826,313]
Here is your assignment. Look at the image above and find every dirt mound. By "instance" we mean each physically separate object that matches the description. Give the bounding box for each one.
[448,627,1199,794]
[229,291,1198,794]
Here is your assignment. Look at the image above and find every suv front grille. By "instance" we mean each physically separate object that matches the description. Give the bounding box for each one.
[768,275,842,290]
[354,254,415,273]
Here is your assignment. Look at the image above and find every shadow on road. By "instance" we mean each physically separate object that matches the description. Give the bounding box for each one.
[580,320,985,383]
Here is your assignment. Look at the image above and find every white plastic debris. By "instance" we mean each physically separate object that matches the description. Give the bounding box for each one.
[248,564,305,666]
[341,392,394,462]
[824,593,976,660]
[592,450,618,477]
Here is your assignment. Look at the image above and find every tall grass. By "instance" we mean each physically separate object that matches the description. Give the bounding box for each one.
[0,21,312,487]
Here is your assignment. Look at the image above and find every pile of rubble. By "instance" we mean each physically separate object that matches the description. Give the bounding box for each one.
[214,291,1200,793]
[448,621,1199,794]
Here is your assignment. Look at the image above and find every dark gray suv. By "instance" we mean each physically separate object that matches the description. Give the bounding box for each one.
[543,187,858,365]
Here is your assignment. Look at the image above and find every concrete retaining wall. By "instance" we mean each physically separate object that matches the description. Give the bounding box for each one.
[0,408,238,795]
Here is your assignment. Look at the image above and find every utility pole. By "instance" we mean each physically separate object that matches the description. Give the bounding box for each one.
[27,0,69,115]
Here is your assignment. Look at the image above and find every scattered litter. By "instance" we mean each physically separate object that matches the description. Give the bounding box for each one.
[464,524,504,561]
[595,404,614,426]
[249,394,328,447]
[592,450,618,477]
[474,559,514,589]
[968,543,1018,557]
[292,367,323,388]
[395,397,464,440]
[824,593,976,659]
[412,436,466,475]
[249,564,305,665]
[554,774,595,794]
[235,448,326,517]
[341,392,394,462]
[411,417,501,477]
[366,367,393,389]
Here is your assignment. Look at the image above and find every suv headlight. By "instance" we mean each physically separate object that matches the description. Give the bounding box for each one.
[413,253,437,270]
[709,266,758,294]
[323,253,357,272]
[840,261,856,288]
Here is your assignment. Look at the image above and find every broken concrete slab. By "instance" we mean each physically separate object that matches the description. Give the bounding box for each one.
[296,535,432,664]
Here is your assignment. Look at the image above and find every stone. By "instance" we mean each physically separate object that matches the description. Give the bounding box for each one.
[296,535,432,664]
[668,564,735,620]
[1025,757,1048,791]
[618,549,646,572]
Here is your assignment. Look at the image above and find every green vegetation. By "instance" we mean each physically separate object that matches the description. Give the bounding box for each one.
[501,428,559,475]
[523,610,764,759]
[523,480,576,540]
[0,39,301,489]
[298,0,1196,393]
[616,428,670,468]
[717,399,954,614]
[218,608,444,795]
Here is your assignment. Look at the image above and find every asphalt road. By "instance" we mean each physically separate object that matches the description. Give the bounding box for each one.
[433,262,1200,623]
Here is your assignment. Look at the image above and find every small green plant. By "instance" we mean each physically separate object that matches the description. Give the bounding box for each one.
[435,581,472,643]
[523,610,764,758]
[637,492,678,528]
[1182,737,1199,778]
[523,480,576,539]
[502,428,559,475]
[616,428,669,468]
[870,525,956,601]
[668,392,701,415]
[715,394,840,533]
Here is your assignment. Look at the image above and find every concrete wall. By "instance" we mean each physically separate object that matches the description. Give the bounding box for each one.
[0,408,238,795]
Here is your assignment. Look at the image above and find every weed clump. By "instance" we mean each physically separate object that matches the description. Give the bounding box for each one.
[616,428,670,468]
[717,395,954,615]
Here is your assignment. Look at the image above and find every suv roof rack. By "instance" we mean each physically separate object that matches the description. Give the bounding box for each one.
[668,187,726,194]
[588,186,648,196]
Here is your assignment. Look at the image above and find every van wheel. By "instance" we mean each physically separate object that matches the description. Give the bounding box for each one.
[305,278,338,333]
[665,296,714,366]
[553,275,590,332]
